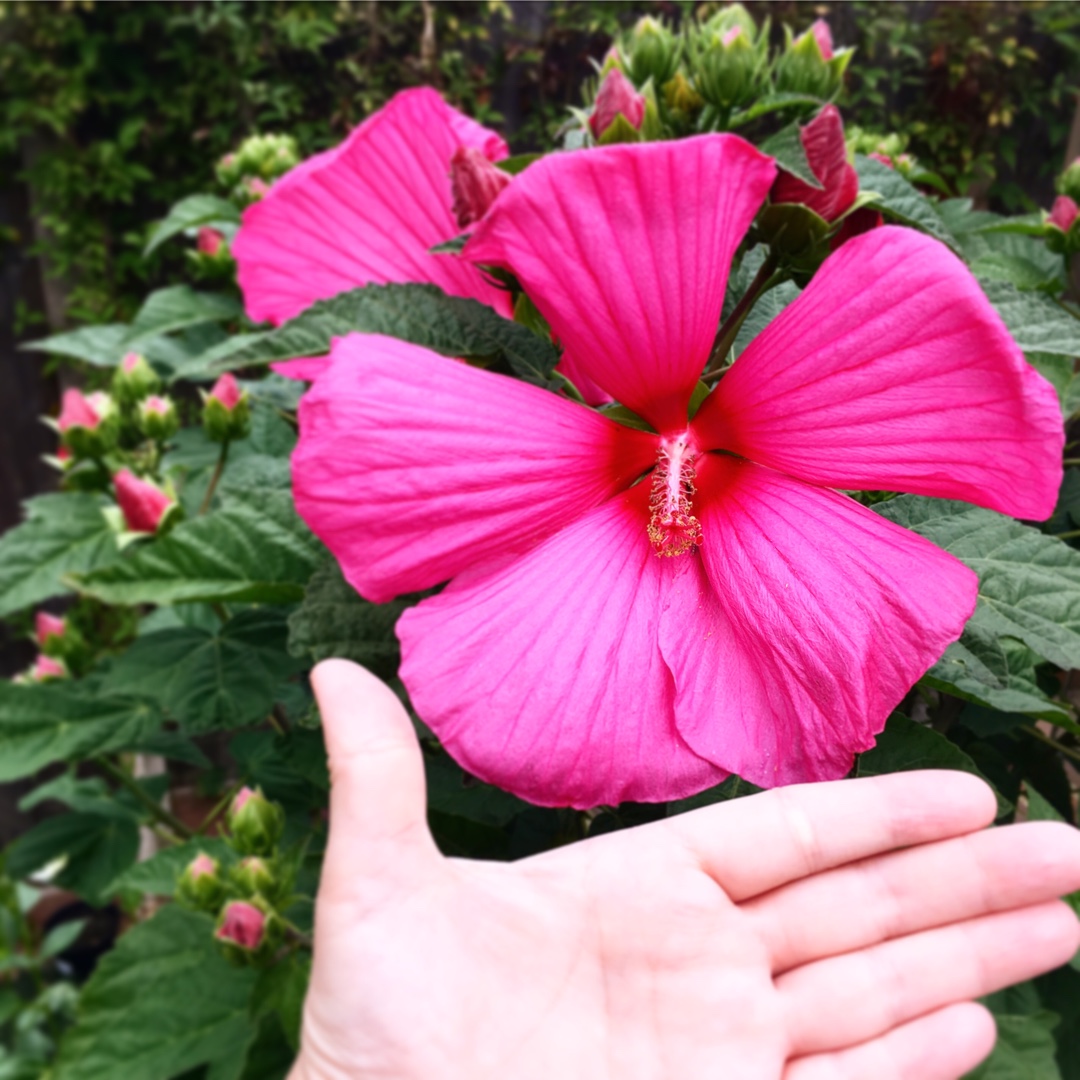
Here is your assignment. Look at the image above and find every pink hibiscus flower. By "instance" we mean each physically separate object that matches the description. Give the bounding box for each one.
[280,135,1062,808]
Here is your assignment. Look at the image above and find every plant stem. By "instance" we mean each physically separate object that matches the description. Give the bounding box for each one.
[197,437,231,516]
[97,756,194,840]
[702,253,780,380]
[1055,529,1080,540]
[1022,725,1080,766]
[196,779,246,836]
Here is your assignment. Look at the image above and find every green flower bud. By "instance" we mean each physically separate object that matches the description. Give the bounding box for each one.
[227,787,284,857]
[201,374,251,443]
[137,395,180,442]
[690,22,765,112]
[773,19,852,100]
[1057,156,1080,203]
[230,855,277,899]
[623,16,681,89]
[112,352,160,406]
[177,852,227,912]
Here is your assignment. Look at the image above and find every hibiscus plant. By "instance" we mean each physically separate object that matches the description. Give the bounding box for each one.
[2,7,1080,1078]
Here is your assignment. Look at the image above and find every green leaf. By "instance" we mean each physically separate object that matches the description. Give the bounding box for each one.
[971,251,1063,293]
[19,774,134,820]
[733,280,800,358]
[0,494,120,617]
[20,324,130,366]
[963,1011,1062,1079]
[979,279,1080,359]
[126,286,242,345]
[144,194,240,256]
[854,155,959,251]
[876,497,1080,671]
[109,837,235,896]
[252,953,310,1052]
[103,610,302,731]
[287,558,409,676]
[40,919,87,960]
[425,751,530,828]
[759,121,823,189]
[76,483,323,606]
[856,713,1011,813]
[0,682,162,782]
[53,906,256,1080]
[729,92,825,126]
[7,813,139,904]
[199,282,561,387]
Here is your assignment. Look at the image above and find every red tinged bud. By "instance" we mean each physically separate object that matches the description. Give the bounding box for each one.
[197,227,226,256]
[216,901,266,950]
[808,19,834,60]
[589,69,646,141]
[113,469,175,534]
[209,373,242,410]
[1049,195,1079,234]
[30,654,66,681]
[35,612,66,649]
[770,105,858,223]
[58,389,101,433]
[449,147,512,230]
[868,151,894,168]
[227,786,284,856]
[203,374,250,442]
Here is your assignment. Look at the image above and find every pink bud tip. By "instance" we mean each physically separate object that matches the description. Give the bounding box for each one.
[56,445,72,463]
[121,351,143,374]
[1049,195,1079,233]
[809,18,835,60]
[589,68,646,140]
[216,901,265,950]
[209,373,242,410]
[868,151,895,169]
[246,177,270,197]
[58,388,100,432]
[221,153,237,168]
[35,612,66,647]
[113,469,173,534]
[197,227,225,256]
[722,26,744,46]
[232,786,256,814]
[31,654,66,680]
[449,147,512,230]
[143,395,170,416]
[189,853,217,879]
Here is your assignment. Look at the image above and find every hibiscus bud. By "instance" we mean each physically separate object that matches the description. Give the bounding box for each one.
[590,69,647,143]
[624,16,681,88]
[57,388,117,458]
[111,351,160,405]
[807,19,834,60]
[137,394,180,441]
[26,654,67,683]
[662,71,704,118]
[214,899,282,962]
[113,469,177,535]
[35,612,66,651]
[245,177,270,200]
[449,147,512,229]
[1046,195,1080,256]
[774,18,850,99]
[1049,195,1079,234]
[202,374,251,443]
[227,787,284,856]
[770,105,858,224]
[197,227,225,256]
[177,852,226,911]
[691,15,764,111]
[1058,156,1080,203]
[230,855,276,898]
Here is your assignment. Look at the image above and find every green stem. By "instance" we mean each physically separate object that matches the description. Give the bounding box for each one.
[197,437,231,516]
[702,253,780,380]
[97,757,194,840]
[196,779,246,836]
[283,919,313,949]
[1022,725,1080,766]
[1055,529,1080,540]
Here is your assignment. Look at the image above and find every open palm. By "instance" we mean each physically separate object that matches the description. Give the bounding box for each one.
[290,661,1080,1080]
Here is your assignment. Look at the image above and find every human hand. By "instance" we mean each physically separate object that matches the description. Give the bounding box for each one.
[289,660,1080,1080]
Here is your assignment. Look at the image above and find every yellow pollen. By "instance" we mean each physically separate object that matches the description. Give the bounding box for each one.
[647,434,702,557]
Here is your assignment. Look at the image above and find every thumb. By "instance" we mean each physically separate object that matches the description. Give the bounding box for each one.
[312,659,438,899]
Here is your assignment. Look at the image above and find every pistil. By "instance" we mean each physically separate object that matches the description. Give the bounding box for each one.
[647,433,702,557]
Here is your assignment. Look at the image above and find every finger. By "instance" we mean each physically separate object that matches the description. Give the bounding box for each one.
[313,659,439,901]
[781,900,1079,1055]
[747,820,1080,973]
[667,770,996,901]
[784,1002,996,1080]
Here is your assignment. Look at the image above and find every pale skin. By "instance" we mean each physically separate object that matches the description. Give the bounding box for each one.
[289,660,1080,1080]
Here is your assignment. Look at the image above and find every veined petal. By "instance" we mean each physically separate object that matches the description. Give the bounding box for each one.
[661,455,977,787]
[291,333,657,603]
[694,227,1063,520]
[465,135,776,434]
[398,492,727,809]
[233,89,511,326]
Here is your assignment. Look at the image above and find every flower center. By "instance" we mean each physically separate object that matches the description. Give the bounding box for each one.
[647,433,702,558]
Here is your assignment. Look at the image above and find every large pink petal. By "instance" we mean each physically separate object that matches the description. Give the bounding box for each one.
[291,333,657,603]
[661,455,977,788]
[694,227,1063,520]
[464,135,776,434]
[233,89,511,326]
[398,491,727,808]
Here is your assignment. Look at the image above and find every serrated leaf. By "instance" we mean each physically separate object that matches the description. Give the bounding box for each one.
[53,905,256,1080]
[199,282,560,387]
[20,324,131,366]
[729,92,824,125]
[76,484,323,606]
[964,1011,1062,1079]
[144,194,240,256]
[0,683,162,782]
[759,121,823,189]
[287,558,408,676]
[0,494,120,616]
[876,497,1080,671]
[127,286,242,343]
[979,278,1080,358]
[971,251,1063,292]
[855,155,959,251]
[109,837,235,896]
[102,610,302,732]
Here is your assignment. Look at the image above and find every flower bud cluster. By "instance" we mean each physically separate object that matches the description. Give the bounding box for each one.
[216,134,299,206]
[177,787,292,965]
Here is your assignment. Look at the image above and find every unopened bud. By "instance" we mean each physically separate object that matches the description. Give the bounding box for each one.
[113,469,178,535]
[590,69,646,143]
[770,105,858,223]
[807,19,834,61]
[197,227,226,256]
[112,351,160,406]
[1046,194,1080,256]
[1049,195,1079,234]
[35,612,66,651]
[691,14,764,111]
[137,395,180,441]
[624,16,681,88]
[28,654,67,682]
[227,787,284,856]
[214,899,282,962]
[178,852,226,911]
[774,18,850,99]
[57,388,117,458]
[231,855,276,898]
[202,374,251,442]
[449,148,511,229]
